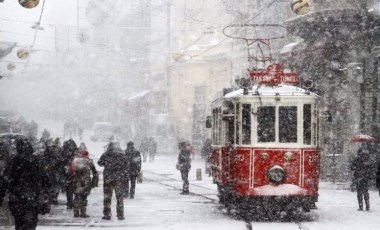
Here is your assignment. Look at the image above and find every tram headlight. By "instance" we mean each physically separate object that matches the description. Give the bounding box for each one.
[284,152,293,162]
[261,152,269,160]
[267,165,286,184]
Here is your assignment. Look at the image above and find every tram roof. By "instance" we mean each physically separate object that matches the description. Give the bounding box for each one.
[224,84,319,98]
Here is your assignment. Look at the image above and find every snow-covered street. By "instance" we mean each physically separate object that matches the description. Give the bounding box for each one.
[2,130,380,230]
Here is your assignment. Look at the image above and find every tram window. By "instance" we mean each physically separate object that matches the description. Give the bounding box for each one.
[218,108,222,145]
[236,104,240,144]
[279,106,297,143]
[257,106,275,142]
[242,104,251,145]
[212,109,217,144]
[303,104,312,145]
[225,116,235,146]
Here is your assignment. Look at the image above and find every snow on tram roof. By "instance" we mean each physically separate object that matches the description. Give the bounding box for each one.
[224,84,319,98]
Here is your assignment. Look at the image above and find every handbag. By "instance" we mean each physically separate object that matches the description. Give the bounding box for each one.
[137,171,143,183]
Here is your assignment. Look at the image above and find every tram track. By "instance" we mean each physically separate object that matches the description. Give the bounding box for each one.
[144,170,311,230]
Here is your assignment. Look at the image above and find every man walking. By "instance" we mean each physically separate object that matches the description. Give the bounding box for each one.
[177,142,192,195]
[98,142,128,220]
[124,141,142,199]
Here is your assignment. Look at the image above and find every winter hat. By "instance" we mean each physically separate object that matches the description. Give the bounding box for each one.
[80,149,89,158]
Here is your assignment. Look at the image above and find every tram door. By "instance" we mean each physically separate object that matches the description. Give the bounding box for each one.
[223,101,235,180]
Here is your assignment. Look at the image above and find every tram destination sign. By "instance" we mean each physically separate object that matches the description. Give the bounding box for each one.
[249,64,300,85]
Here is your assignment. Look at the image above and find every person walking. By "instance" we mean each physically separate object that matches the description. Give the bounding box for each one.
[60,139,79,209]
[124,141,142,199]
[69,148,98,218]
[0,137,50,230]
[176,142,192,195]
[351,146,372,211]
[148,137,157,163]
[98,142,128,220]
[43,138,62,205]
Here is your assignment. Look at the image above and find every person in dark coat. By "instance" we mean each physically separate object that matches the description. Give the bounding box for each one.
[69,149,98,218]
[98,142,128,220]
[43,138,63,204]
[177,142,192,195]
[60,139,79,209]
[376,157,380,197]
[124,141,142,199]
[351,146,372,211]
[0,137,49,230]
[201,138,212,176]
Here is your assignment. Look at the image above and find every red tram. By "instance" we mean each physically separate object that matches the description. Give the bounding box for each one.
[207,64,320,215]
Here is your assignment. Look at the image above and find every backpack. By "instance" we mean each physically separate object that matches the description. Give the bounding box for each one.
[70,157,90,176]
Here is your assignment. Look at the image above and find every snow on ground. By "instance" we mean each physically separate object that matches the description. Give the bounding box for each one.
[1,122,380,229]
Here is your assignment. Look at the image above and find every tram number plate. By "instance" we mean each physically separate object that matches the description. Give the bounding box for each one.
[308,155,319,163]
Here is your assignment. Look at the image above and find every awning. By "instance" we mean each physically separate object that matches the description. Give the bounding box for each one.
[128,90,152,101]
[0,42,17,59]
[280,42,300,55]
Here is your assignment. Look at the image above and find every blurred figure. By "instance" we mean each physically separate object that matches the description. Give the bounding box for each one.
[124,141,142,199]
[78,126,84,141]
[44,138,62,204]
[0,137,49,230]
[139,137,149,163]
[148,137,157,163]
[176,142,192,195]
[69,149,98,218]
[41,129,51,142]
[351,146,372,211]
[201,138,212,177]
[60,139,79,209]
[98,142,128,220]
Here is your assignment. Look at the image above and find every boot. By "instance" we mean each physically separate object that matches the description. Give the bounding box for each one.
[80,207,90,218]
[357,194,363,211]
[74,210,80,218]
[364,193,370,211]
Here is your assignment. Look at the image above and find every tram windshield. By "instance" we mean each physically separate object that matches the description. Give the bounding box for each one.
[257,106,275,142]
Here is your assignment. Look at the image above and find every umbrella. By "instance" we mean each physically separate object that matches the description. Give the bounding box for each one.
[351,134,376,143]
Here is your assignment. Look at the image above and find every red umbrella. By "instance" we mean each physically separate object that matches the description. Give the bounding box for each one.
[351,134,376,143]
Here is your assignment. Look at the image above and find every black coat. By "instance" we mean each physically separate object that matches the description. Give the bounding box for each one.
[98,144,128,182]
[351,148,372,190]
[178,149,191,171]
[0,138,49,215]
[125,148,142,177]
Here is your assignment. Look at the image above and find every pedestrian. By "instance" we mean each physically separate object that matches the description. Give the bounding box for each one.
[69,148,98,218]
[98,141,128,220]
[176,142,192,195]
[43,138,62,205]
[148,137,157,162]
[139,137,149,162]
[42,128,51,142]
[201,138,212,176]
[0,137,50,230]
[124,141,142,199]
[60,139,79,209]
[351,146,372,211]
